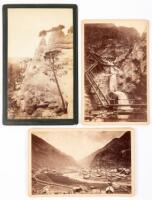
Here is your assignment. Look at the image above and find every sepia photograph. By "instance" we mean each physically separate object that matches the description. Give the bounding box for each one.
[29,128,134,196]
[3,4,78,125]
[82,20,148,124]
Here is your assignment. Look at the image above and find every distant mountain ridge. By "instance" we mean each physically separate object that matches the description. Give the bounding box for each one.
[32,132,131,171]
[32,134,78,170]
[80,131,131,168]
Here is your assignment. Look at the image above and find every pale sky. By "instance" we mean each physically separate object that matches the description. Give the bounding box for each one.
[8,8,73,58]
[32,129,125,161]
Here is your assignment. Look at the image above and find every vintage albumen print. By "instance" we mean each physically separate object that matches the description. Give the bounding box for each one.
[83,20,148,123]
[29,128,134,196]
[6,7,76,121]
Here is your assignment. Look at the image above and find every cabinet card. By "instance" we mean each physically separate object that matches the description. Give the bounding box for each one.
[82,20,149,124]
[3,4,78,125]
[29,128,134,196]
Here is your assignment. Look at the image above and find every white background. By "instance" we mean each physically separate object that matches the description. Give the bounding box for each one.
[0,0,152,199]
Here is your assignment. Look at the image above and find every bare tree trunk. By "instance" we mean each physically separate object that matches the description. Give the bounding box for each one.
[51,58,66,112]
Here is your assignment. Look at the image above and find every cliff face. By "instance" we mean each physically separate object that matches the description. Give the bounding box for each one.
[120,33,147,101]
[8,26,74,119]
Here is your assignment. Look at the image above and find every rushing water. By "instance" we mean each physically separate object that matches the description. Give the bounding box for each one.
[114,91,133,120]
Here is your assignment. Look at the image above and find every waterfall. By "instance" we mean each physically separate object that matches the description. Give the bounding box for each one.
[109,67,118,92]
[114,91,133,120]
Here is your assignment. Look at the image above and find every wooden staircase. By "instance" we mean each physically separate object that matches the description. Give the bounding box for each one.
[85,62,110,108]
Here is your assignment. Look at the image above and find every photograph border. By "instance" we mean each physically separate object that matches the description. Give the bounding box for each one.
[28,127,135,197]
[2,4,78,125]
[81,19,149,125]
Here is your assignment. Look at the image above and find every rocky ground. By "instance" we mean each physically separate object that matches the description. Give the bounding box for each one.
[8,50,73,119]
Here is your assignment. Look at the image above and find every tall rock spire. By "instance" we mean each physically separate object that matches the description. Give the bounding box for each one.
[34,36,47,61]
[47,30,65,51]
